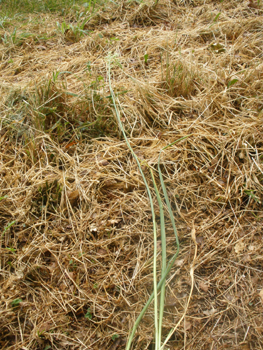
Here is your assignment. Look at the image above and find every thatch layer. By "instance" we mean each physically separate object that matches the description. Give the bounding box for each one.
[0,0,263,349]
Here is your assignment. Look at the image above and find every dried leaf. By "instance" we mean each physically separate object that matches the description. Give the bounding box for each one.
[239,151,245,159]
[97,248,107,256]
[38,322,52,332]
[48,262,58,272]
[199,281,209,292]
[184,320,192,330]
[196,236,204,245]
[175,259,185,267]
[234,241,245,254]
[225,293,235,302]
[103,179,117,187]
[259,289,263,303]
[109,218,121,225]
[67,190,80,205]
[165,296,177,307]
[243,254,251,263]
[67,271,76,281]
[99,159,109,166]
[211,157,218,165]
[217,179,226,187]
[89,224,98,233]
[65,140,77,149]
[203,308,217,316]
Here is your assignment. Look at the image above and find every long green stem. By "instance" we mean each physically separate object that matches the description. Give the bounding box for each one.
[107,60,159,348]
[125,137,190,350]
[107,56,191,350]
[158,138,190,250]
[150,169,166,349]
[125,249,180,350]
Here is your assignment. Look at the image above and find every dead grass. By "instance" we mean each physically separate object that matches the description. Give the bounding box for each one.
[0,0,263,349]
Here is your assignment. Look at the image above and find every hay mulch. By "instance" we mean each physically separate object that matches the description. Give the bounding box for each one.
[0,0,263,349]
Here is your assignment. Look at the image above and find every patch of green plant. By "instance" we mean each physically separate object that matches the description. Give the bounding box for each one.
[0,28,43,46]
[31,72,117,140]
[69,259,77,269]
[2,69,118,144]
[0,0,89,16]
[56,18,90,42]
[7,261,13,268]
[0,15,10,28]
[33,82,67,130]
[84,308,92,320]
[112,334,120,341]
[227,79,238,88]
[11,298,22,307]
[2,79,70,141]
[1,27,17,45]
[75,75,118,138]
[209,12,221,27]
[44,346,51,350]
[34,180,62,213]
[25,76,77,139]
[6,247,16,254]
[37,330,45,337]
[2,221,16,237]
[244,189,261,203]
[161,52,197,98]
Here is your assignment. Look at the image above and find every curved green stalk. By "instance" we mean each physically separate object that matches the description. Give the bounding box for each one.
[125,248,180,350]
[125,137,190,350]
[107,60,159,349]
[158,138,190,250]
[150,168,166,349]
[126,138,191,349]
[107,55,191,350]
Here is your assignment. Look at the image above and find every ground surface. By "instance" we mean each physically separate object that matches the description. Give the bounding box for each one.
[0,0,263,349]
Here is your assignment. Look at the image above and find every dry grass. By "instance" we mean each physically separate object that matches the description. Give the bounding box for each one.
[0,0,263,349]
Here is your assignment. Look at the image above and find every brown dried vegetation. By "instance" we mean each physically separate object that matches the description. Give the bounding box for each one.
[0,0,263,349]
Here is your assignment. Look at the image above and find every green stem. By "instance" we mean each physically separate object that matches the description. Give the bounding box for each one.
[107,55,191,350]
[107,60,159,348]
[125,249,180,350]
[150,169,166,349]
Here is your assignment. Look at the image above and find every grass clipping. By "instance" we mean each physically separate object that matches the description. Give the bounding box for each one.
[1,0,263,349]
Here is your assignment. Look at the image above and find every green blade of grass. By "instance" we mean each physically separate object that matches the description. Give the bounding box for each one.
[107,54,192,350]
[107,57,159,349]
[149,168,166,349]
[124,139,191,350]
[2,220,16,237]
